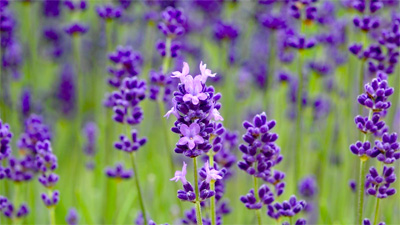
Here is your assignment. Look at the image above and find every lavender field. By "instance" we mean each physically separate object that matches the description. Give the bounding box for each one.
[0,0,400,224]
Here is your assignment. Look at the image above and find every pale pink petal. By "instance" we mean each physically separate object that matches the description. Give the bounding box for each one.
[193,79,203,94]
[188,139,196,150]
[212,109,224,121]
[182,62,189,76]
[190,123,201,134]
[183,94,193,102]
[164,107,174,119]
[184,75,194,93]
[198,93,207,101]
[179,124,190,136]
[191,96,199,105]
[193,135,204,144]
[182,162,187,176]
[178,137,189,146]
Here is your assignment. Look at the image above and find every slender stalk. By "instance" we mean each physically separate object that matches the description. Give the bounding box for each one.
[294,50,304,190]
[162,37,172,74]
[357,109,372,224]
[373,198,380,225]
[157,99,184,216]
[129,152,147,225]
[48,190,56,225]
[208,151,216,225]
[253,176,262,225]
[264,30,276,111]
[193,157,203,225]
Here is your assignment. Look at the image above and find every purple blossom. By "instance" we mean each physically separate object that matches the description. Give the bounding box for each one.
[114,129,147,153]
[66,208,79,225]
[105,163,133,180]
[0,119,12,161]
[365,166,396,198]
[170,161,187,184]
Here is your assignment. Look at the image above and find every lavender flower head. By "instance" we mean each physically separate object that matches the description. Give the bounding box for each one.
[157,6,186,38]
[0,119,12,161]
[165,62,224,158]
[107,45,143,88]
[106,163,133,180]
[96,4,122,21]
[365,166,396,199]
[66,208,79,225]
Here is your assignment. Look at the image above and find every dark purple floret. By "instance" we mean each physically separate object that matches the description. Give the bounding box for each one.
[365,166,396,199]
[114,129,147,153]
[369,132,400,164]
[267,195,306,219]
[66,208,79,225]
[157,6,186,38]
[357,78,393,112]
[42,0,62,18]
[240,189,263,209]
[64,0,87,11]
[0,196,29,218]
[2,40,23,79]
[96,4,122,20]
[20,88,31,117]
[148,70,173,102]
[105,163,133,180]
[64,22,89,36]
[166,62,223,158]
[4,156,34,182]
[258,13,287,30]
[82,122,98,169]
[213,20,239,41]
[156,40,181,58]
[0,119,12,161]
[298,176,318,198]
[41,191,60,207]
[363,218,386,225]
[107,45,143,88]
[288,35,316,50]
[349,179,357,192]
[353,16,380,32]
[108,77,146,124]
[55,64,76,116]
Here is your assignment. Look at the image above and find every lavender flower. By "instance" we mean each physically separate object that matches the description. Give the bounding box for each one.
[166,62,223,158]
[238,112,306,223]
[365,166,396,198]
[96,4,122,21]
[0,197,29,219]
[105,163,133,180]
[148,70,173,102]
[83,122,98,169]
[107,46,143,88]
[357,78,393,112]
[157,6,186,38]
[66,208,79,225]
[0,119,12,161]
[298,176,318,198]
[114,129,147,153]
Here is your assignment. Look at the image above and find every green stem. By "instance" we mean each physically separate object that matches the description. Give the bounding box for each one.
[373,198,380,225]
[264,31,276,111]
[193,157,203,225]
[130,153,147,225]
[253,177,262,225]
[294,51,304,190]
[357,109,372,224]
[106,20,113,52]
[157,99,183,216]
[48,190,56,225]
[208,152,216,225]
[162,37,172,74]
[357,159,367,225]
